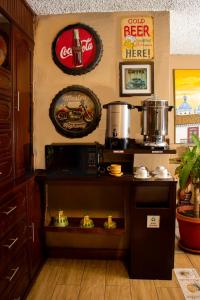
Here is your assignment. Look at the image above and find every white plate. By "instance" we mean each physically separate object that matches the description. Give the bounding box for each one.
[134,175,151,179]
[155,174,172,179]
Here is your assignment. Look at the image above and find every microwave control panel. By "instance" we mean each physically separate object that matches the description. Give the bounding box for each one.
[88,151,98,168]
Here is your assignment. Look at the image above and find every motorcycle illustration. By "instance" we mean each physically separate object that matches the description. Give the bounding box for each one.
[56,100,94,123]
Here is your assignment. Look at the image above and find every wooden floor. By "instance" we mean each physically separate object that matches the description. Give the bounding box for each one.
[26,248,200,300]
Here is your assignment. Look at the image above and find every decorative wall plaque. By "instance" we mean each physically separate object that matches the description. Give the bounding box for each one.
[49,85,102,138]
[121,16,154,60]
[52,23,103,75]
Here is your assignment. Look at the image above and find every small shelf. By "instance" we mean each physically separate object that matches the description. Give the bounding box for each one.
[45,217,125,235]
[103,146,176,155]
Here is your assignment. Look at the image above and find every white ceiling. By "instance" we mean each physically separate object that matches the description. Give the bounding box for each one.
[25,0,200,55]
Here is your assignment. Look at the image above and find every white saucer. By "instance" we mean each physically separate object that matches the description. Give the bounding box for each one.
[134,175,151,179]
[152,171,168,175]
[155,174,172,179]
[109,172,123,177]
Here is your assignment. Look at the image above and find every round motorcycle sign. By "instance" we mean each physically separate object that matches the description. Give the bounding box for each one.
[49,85,102,138]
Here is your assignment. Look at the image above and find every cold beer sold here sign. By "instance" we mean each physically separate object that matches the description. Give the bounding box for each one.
[121,16,154,60]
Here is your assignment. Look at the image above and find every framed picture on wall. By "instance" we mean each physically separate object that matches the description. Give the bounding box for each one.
[119,61,154,96]
[174,69,200,144]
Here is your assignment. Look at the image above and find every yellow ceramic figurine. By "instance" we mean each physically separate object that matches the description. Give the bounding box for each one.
[80,215,94,228]
[104,215,116,229]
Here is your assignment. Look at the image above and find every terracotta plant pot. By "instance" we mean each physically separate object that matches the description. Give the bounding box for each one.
[176,205,200,252]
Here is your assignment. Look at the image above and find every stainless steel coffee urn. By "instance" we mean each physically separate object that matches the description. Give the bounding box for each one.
[103,101,133,149]
[134,96,173,148]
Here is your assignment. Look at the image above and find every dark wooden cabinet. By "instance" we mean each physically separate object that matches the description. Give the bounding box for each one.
[129,180,177,279]
[13,26,33,179]
[0,184,30,300]
[0,38,13,186]
[0,186,27,239]
[1,246,30,300]
[0,0,34,184]
[0,68,12,96]
[37,175,131,259]
[0,177,44,300]
[0,2,43,299]
[37,173,177,279]
[27,177,44,278]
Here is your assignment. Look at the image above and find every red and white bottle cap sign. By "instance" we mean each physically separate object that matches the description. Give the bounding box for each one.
[55,28,96,68]
[52,23,103,75]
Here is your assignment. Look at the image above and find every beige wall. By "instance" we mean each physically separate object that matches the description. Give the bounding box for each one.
[33,12,200,249]
[137,56,200,172]
[33,11,171,169]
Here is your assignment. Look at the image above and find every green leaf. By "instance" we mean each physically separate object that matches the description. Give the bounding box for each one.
[192,134,200,147]
[179,154,199,189]
[179,163,192,189]
[176,134,200,189]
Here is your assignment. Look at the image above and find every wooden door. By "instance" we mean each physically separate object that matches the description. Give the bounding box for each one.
[0,15,13,186]
[13,26,33,179]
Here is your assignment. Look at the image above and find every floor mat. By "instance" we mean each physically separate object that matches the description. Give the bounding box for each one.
[174,268,200,299]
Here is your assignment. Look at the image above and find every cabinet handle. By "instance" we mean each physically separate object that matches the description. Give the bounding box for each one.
[32,222,35,243]
[3,237,19,249]
[6,267,19,281]
[0,171,2,175]
[17,91,20,111]
[29,222,35,242]
[1,206,17,215]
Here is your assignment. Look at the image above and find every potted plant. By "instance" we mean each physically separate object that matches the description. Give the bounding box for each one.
[175,134,200,252]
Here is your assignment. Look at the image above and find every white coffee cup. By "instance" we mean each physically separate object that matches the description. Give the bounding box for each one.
[136,165,146,174]
[155,165,165,174]
[137,168,148,178]
[159,169,169,178]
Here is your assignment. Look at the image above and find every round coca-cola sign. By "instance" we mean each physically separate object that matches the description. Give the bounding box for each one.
[52,23,103,75]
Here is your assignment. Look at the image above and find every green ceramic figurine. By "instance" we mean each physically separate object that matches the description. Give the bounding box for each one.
[54,209,69,227]
[104,215,116,229]
[80,215,94,228]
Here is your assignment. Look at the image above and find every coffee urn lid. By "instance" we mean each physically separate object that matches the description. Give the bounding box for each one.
[143,95,169,107]
[103,100,133,109]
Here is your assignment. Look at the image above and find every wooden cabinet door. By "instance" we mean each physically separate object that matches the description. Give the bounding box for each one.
[13,27,33,179]
[0,51,13,186]
[0,94,13,185]
[27,177,44,278]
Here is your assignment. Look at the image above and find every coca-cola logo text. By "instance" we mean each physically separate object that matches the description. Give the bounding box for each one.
[60,38,93,59]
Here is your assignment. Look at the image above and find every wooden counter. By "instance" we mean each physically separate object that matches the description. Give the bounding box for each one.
[36,171,177,279]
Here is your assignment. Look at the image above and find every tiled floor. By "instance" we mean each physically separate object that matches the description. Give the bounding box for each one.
[27,229,199,300]
[27,252,199,300]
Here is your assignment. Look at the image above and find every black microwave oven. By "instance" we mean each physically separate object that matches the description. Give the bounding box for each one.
[45,143,102,176]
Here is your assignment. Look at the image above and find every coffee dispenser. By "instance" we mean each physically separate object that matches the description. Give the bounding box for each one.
[134,96,173,148]
[103,101,133,149]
